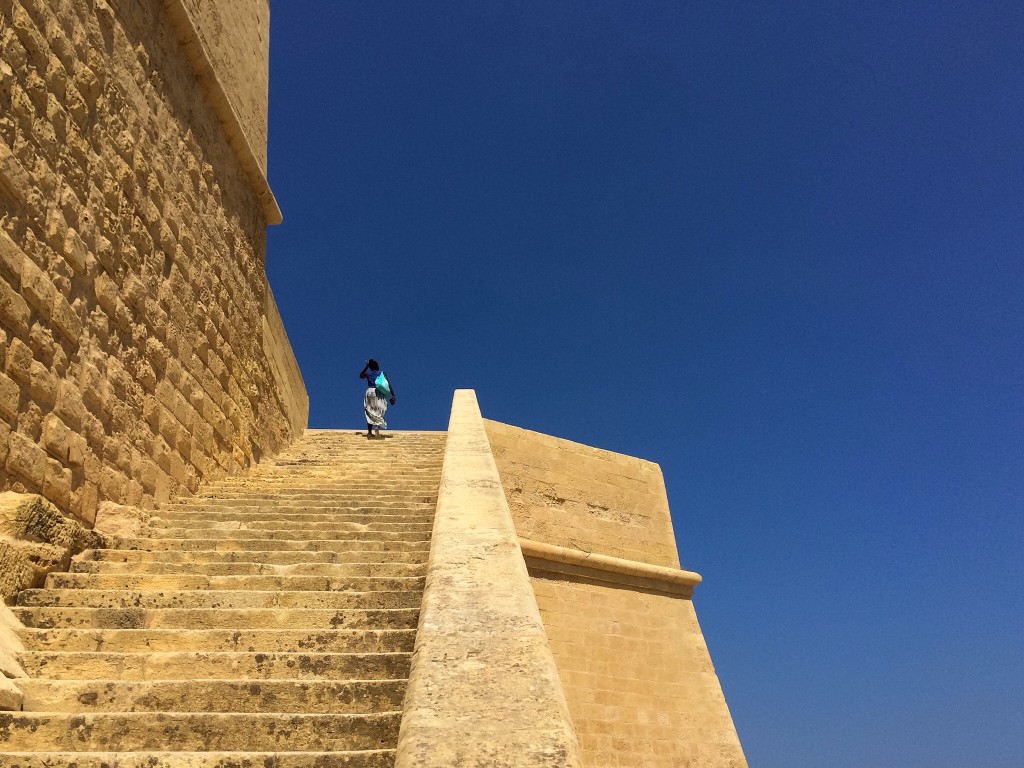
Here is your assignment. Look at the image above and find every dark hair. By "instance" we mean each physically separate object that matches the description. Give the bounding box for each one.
[367,359,380,371]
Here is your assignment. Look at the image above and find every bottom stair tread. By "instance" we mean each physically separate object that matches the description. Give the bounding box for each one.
[0,751,396,768]
[0,711,400,752]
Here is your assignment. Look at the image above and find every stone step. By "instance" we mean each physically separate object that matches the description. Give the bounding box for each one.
[211,472,442,481]
[144,522,432,537]
[0,711,399,752]
[160,496,438,508]
[184,494,435,504]
[14,607,420,630]
[0,751,396,768]
[69,560,426,577]
[18,650,410,681]
[18,678,406,713]
[17,627,416,653]
[154,509,435,521]
[196,483,440,494]
[154,510,433,524]
[79,548,429,565]
[209,468,443,478]
[45,573,425,592]
[126,527,432,542]
[17,588,421,610]
[0,429,443,761]
[108,537,431,552]
[144,519,432,533]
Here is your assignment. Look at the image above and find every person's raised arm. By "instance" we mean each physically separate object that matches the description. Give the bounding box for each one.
[359,362,370,380]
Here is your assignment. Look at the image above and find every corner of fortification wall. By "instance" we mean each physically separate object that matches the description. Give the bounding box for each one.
[0,0,305,524]
[483,417,748,768]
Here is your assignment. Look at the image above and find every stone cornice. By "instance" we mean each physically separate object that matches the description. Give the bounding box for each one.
[519,538,703,597]
[162,0,282,225]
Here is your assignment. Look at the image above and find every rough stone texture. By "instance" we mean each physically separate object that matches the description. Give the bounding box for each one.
[396,390,582,768]
[0,491,102,600]
[0,539,66,600]
[486,420,748,767]
[485,419,680,567]
[0,603,25,708]
[0,675,21,710]
[91,499,150,538]
[0,0,305,523]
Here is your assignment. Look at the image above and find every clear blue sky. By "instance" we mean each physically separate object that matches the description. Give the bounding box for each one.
[264,3,1024,766]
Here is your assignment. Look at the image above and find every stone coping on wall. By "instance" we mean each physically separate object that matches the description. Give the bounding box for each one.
[395,389,582,767]
[162,0,282,225]
[520,538,702,598]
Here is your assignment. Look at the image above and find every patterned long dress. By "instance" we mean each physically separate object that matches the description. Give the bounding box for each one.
[364,385,388,428]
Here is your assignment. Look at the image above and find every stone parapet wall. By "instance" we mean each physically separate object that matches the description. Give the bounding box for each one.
[0,0,305,523]
[484,419,680,568]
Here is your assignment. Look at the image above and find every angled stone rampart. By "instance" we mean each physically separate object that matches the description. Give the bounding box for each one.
[396,389,582,767]
[486,420,748,767]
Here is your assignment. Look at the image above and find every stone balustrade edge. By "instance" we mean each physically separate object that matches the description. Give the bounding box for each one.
[162,0,283,225]
[395,389,583,767]
[520,538,702,597]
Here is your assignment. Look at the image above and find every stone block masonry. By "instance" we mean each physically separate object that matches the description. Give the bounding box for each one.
[0,0,306,521]
[485,419,681,568]
[486,420,748,767]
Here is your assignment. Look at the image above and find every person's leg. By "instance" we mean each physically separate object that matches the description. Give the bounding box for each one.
[366,423,373,437]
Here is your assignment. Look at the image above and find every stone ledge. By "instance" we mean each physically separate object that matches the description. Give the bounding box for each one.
[520,538,702,597]
[161,0,282,225]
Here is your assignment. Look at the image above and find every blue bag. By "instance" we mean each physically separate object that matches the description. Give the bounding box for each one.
[374,371,391,397]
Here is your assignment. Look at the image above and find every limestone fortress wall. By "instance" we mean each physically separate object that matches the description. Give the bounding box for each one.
[0,0,306,524]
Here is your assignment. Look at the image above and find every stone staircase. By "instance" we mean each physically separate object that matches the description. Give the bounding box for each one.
[0,429,446,767]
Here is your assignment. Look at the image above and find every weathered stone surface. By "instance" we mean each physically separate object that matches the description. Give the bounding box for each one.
[486,419,748,767]
[485,418,681,567]
[0,675,22,711]
[6,430,444,759]
[1,577,27,710]
[396,391,582,768]
[91,500,150,539]
[0,0,304,520]
[0,538,67,602]
[0,492,102,600]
